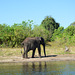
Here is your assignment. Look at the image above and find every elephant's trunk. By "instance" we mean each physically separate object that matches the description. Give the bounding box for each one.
[43,43,46,57]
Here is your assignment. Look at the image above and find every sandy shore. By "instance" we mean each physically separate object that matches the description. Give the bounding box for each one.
[0,54,75,63]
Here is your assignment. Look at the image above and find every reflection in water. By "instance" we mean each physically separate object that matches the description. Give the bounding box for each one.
[22,61,75,75]
[0,61,75,75]
[22,62,47,75]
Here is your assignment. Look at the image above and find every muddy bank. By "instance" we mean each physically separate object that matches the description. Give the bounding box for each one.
[0,54,75,63]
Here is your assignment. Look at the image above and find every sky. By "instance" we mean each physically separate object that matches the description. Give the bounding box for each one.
[0,0,75,28]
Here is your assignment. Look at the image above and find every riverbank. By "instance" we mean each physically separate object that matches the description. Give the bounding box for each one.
[0,43,75,63]
[0,54,75,63]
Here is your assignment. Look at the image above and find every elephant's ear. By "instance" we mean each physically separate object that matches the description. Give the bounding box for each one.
[41,37,44,41]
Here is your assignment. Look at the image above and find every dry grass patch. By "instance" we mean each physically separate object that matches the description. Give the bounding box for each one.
[0,42,75,58]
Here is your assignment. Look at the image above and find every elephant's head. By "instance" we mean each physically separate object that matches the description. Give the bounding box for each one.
[36,37,46,57]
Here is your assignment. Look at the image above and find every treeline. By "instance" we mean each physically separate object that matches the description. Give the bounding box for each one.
[0,20,48,47]
[52,26,75,46]
[0,16,75,47]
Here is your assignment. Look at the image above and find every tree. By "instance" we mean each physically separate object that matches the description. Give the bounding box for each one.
[0,20,34,47]
[11,20,33,47]
[32,25,49,41]
[41,16,59,41]
[64,25,75,36]
[51,27,64,41]
[51,25,75,46]
[70,22,75,26]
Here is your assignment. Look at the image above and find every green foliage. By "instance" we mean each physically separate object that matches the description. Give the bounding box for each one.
[63,26,75,44]
[32,25,49,41]
[0,20,49,47]
[41,16,59,41]
[64,25,75,36]
[51,27,64,41]
[70,22,75,26]
[51,25,75,46]
[0,20,34,47]
[0,17,75,48]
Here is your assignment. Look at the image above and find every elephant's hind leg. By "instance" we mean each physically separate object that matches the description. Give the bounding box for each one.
[23,47,25,58]
[23,53,25,58]
[25,51,28,58]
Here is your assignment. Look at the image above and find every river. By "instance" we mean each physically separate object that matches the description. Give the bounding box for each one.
[0,61,75,75]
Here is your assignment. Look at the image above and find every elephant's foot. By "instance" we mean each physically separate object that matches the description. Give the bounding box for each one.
[23,56,29,59]
[32,56,35,58]
[39,56,41,58]
[23,55,25,58]
[25,57,29,59]
[25,56,28,59]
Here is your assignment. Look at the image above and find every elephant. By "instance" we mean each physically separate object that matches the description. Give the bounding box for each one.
[21,37,46,58]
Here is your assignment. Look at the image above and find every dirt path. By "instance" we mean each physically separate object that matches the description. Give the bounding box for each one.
[0,54,75,63]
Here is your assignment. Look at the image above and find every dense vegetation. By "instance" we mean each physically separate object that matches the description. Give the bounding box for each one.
[0,16,75,47]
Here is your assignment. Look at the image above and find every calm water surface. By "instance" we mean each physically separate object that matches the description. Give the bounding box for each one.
[0,61,75,75]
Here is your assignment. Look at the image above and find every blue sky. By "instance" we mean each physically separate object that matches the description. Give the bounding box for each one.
[0,0,75,28]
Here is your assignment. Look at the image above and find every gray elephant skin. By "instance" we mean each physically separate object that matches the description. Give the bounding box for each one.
[21,37,46,58]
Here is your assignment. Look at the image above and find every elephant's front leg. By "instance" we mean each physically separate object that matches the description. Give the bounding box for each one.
[38,45,41,58]
[32,49,36,58]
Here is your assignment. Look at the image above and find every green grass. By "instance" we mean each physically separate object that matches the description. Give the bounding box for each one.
[45,42,75,55]
[0,42,75,57]
[0,48,21,57]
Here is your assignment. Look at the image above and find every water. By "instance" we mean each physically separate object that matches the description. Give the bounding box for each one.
[0,61,75,75]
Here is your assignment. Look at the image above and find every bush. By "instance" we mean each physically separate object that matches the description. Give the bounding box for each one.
[51,26,75,46]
